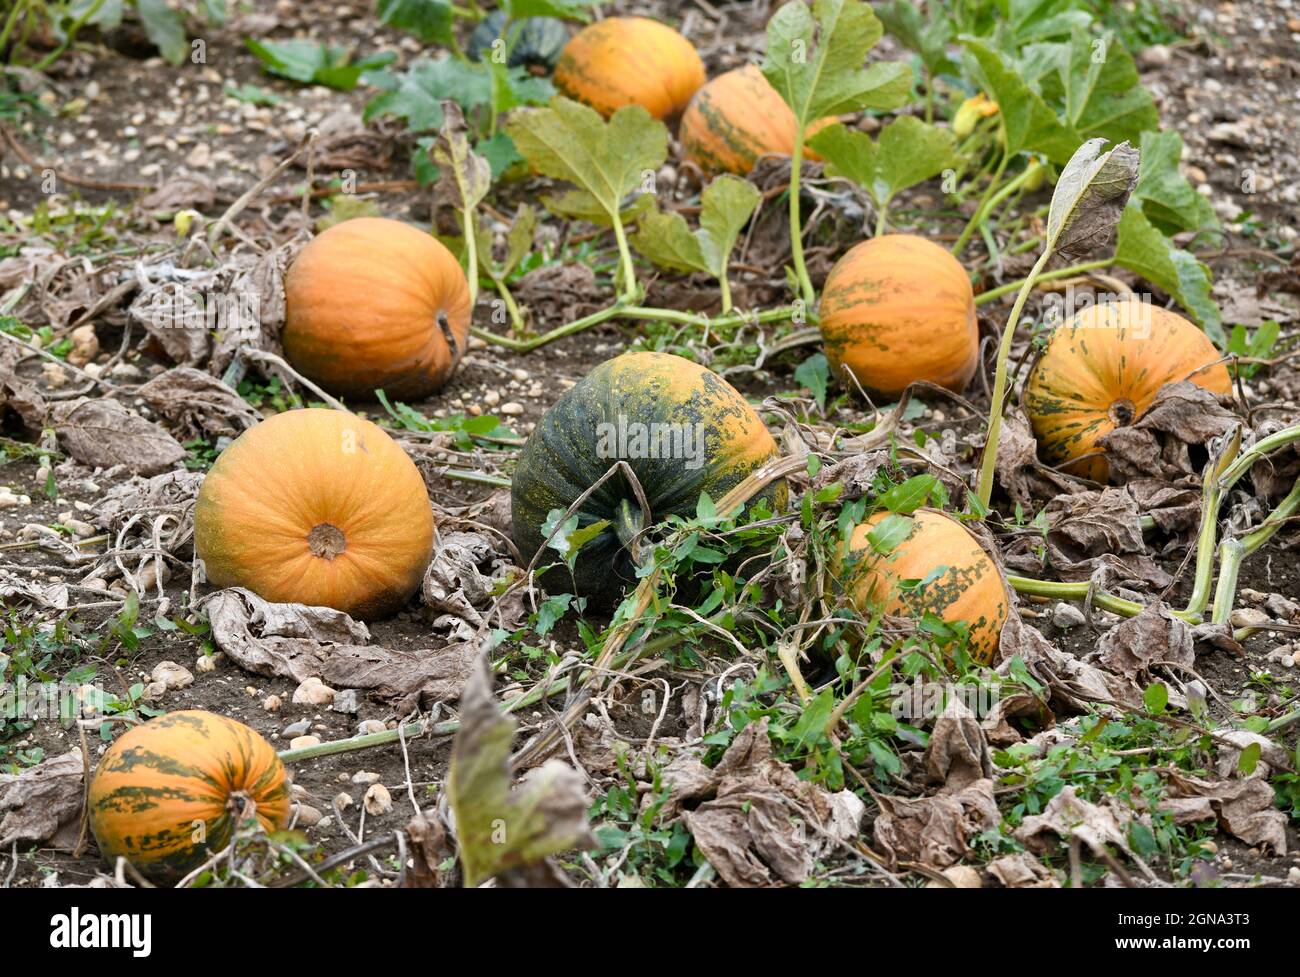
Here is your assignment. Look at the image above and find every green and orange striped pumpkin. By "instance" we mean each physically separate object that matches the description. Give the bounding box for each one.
[553,16,704,119]
[818,234,979,398]
[1024,302,1232,482]
[840,509,1008,665]
[511,351,786,595]
[89,711,291,883]
[681,65,833,175]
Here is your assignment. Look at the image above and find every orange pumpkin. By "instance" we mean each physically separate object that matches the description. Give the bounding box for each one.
[841,509,1008,665]
[818,234,979,398]
[553,16,705,119]
[194,408,434,619]
[88,710,291,883]
[681,65,832,175]
[283,217,471,401]
[1024,302,1232,482]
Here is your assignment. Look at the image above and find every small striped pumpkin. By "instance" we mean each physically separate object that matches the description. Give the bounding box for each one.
[1024,302,1232,482]
[89,711,291,883]
[818,234,979,398]
[840,509,1008,665]
[553,17,704,119]
[681,65,832,175]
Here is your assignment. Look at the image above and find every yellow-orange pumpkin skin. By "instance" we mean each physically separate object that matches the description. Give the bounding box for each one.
[283,217,471,401]
[681,65,831,175]
[194,408,434,620]
[553,17,704,119]
[1024,302,1232,483]
[842,509,1008,665]
[818,234,979,398]
[88,710,291,883]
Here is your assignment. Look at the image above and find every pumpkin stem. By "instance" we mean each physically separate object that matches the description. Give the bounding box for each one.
[308,524,347,560]
[1107,398,1137,427]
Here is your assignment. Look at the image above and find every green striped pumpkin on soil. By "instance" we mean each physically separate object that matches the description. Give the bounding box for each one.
[88,710,291,883]
[511,351,786,596]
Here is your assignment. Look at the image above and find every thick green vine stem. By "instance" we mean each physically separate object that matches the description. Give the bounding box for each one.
[1182,428,1242,619]
[787,137,817,309]
[471,304,799,353]
[1007,574,1199,623]
[973,258,1113,307]
[974,249,1052,509]
[950,151,1008,258]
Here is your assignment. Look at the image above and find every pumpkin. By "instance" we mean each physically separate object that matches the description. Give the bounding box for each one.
[88,710,291,883]
[194,408,434,620]
[818,234,979,398]
[468,11,568,71]
[511,351,786,594]
[681,65,832,175]
[283,217,471,401]
[553,17,705,120]
[1024,301,1232,482]
[841,509,1008,665]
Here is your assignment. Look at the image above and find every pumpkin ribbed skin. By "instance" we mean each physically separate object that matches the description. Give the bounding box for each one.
[818,234,978,398]
[1024,302,1232,483]
[195,408,434,620]
[681,65,830,175]
[512,352,785,594]
[553,17,704,119]
[88,711,291,883]
[283,217,471,401]
[843,509,1007,665]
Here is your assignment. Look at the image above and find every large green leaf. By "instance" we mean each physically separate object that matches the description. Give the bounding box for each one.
[1023,29,1158,147]
[506,97,667,230]
[809,116,957,209]
[1114,205,1223,345]
[762,0,910,126]
[376,0,454,45]
[960,38,1078,162]
[247,39,395,91]
[138,0,188,65]
[631,175,760,281]
[1132,130,1217,235]
[364,57,494,131]
[875,0,958,77]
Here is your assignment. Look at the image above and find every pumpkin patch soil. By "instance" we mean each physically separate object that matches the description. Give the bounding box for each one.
[2,0,1300,889]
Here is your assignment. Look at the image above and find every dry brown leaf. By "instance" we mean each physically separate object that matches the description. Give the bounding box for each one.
[1100,381,1239,482]
[1162,772,1287,853]
[136,367,262,440]
[872,779,999,869]
[49,396,187,475]
[1095,601,1195,678]
[987,852,1061,888]
[0,749,85,851]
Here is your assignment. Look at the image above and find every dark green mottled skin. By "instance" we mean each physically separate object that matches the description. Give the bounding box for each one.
[512,352,786,596]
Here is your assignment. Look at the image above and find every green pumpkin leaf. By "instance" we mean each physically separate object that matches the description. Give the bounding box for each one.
[448,659,594,887]
[1143,681,1168,715]
[1237,741,1262,777]
[630,174,759,282]
[1114,205,1223,344]
[376,0,454,45]
[1024,29,1158,148]
[867,514,914,555]
[1132,130,1218,235]
[959,38,1078,162]
[247,38,395,91]
[137,0,188,65]
[504,0,597,19]
[875,0,958,77]
[762,0,910,128]
[877,474,939,514]
[364,57,493,131]
[501,204,538,277]
[506,96,668,234]
[1045,137,1139,261]
[810,116,957,209]
[794,353,829,410]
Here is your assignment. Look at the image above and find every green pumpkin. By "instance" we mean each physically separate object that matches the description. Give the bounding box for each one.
[511,351,786,595]
[468,12,568,71]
